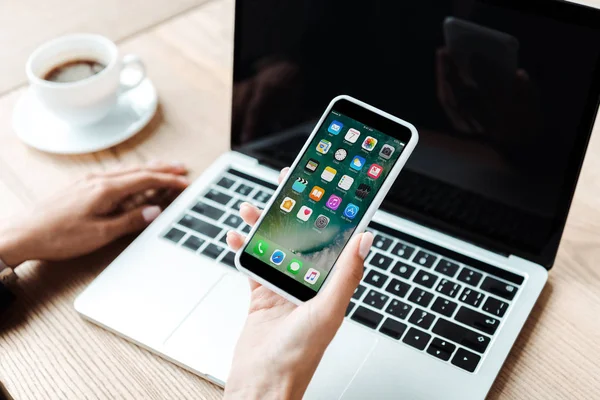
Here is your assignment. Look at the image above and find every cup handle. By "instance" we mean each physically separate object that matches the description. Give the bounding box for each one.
[119,54,146,94]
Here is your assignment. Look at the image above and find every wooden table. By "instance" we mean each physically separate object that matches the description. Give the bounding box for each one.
[1,0,599,398]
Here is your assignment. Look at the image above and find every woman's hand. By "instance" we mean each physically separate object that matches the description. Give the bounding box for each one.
[225,168,374,399]
[0,161,189,266]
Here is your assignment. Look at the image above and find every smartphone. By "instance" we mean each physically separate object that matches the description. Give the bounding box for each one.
[444,17,519,79]
[234,95,418,304]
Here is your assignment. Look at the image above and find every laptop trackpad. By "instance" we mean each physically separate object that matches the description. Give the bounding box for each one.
[163,273,251,383]
[304,322,378,400]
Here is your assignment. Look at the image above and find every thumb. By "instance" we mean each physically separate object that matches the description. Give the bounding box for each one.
[314,231,373,318]
[104,205,162,240]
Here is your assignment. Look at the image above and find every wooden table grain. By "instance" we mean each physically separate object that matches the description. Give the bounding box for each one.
[1,0,600,398]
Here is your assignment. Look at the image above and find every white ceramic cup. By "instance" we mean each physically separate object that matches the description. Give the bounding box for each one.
[26,33,146,126]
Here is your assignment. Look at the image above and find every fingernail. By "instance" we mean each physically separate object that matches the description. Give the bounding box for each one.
[239,202,251,210]
[142,205,162,223]
[177,176,190,185]
[358,232,374,259]
[147,160,161,167]
[170,161,186,169]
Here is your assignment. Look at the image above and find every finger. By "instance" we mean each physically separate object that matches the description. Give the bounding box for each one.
[314,232,374,318]
[239,202,262,226]
[278,167,289,184]
[99,161,188,178]
[226,230,246,251]
[100,171,189,204]
[102,205,162,240]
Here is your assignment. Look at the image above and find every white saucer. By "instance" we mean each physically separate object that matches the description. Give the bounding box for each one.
[13,79,158,155]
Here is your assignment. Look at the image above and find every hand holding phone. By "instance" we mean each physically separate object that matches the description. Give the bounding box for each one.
[234,95,418,304]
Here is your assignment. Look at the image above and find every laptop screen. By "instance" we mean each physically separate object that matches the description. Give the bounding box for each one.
[231,0,600,267]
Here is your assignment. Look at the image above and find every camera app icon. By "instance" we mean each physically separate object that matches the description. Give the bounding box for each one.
[379,144,395,159]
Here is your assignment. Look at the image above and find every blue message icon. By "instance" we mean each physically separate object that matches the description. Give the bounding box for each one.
[328,120,344,135]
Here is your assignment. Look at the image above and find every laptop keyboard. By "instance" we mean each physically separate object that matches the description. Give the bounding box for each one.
[161,167,524,374]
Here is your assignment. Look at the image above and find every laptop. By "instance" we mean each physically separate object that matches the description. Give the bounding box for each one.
[75,0,600,398]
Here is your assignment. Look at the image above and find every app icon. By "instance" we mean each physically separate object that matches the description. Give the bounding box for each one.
[304,268,320,285]
[326,195,342,211]
[350,155,366,171]
[297,205,313,221]
[355,183,372,199]
[334,148,348,161]
[305,159,319,173]
[362,136,378,151]
[292,177,308,193]
[270,249,286,265]
[367,164,383,179]
[314,214,330,229]
[280,197,296,212]
[316,139,332,154]
[309,186,325,202]
[343,203,360,219]
[321,166,337,182]
[253,240,269,256]
[379,144,395,159]
[287,259,303,275]
[344,128,361,143]
[338,175,354,191]
[328,120,343,135]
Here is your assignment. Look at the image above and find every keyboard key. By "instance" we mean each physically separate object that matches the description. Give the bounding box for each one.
[223,213,243,228]
[178,215,223,238]
[392,242,415,260]
[202,244,225,259]
[432,319,490,353]
[385,279,411,298]
[480,277,518,300]
[457,268,483,287]
[204,189,233,205]
[413,270,438,289]
[385,299,412,320]
[346,301,356,317]
[364,270,388,288]
[369,253,394,271]
[408,308,436,329]
[163,227,185,243]
[373,235,393,251]
[402,327,431,350]
[391,263,415,280]
[482,297,509,318]
[241,224,251,234]
[435,259,460,277]
[455,307,500,335]
[459,288,485,308]
[363,290,390,309]
[407,288,434,308]
[253,190,271,204]
[216,177,235,189]
[234,183,254,196]
[191,201,225,220]
[427,338,456,361]
[379,318,407,340]
[451,348,481,372]
[431,297,458,317]
[219,233,228,244]
[436,279,461,298]
[351,306,384,329]
[353,284,367,300]
[413,251,437,268]
[231,199,245,211]
[182,235,205,251]
[221,251,236,268]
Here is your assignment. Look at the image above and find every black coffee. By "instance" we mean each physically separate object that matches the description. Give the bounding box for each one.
[43,59,106,83]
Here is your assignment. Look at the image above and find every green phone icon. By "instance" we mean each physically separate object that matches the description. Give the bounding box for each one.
[287,259,303,275]
[253,240,268,256]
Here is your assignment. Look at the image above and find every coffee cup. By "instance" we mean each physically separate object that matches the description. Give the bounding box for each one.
[26,33,146,126]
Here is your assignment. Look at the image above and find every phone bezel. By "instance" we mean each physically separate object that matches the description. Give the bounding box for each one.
[235,95,419,304]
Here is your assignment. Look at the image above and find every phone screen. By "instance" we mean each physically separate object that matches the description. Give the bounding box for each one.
[242,106,408,294]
